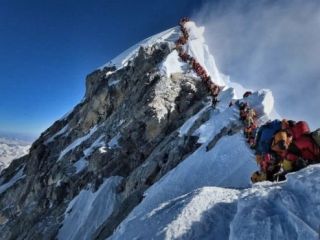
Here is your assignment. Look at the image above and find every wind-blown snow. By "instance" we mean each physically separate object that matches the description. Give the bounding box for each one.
[50,20,299,240]
[58,125,98,161]
[184,22,225,87]
[58,176,122,240]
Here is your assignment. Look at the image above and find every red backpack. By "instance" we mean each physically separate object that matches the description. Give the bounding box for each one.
[289,121,310,140]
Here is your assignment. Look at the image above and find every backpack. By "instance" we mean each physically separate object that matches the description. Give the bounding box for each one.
[255,120,282,154]
[311,128,320,147]
[290,121,310,140]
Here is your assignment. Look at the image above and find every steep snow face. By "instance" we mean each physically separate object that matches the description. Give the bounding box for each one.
[184,21,225,86]
[111,187,240,240]
[100,21,227,88]
[109,165,320,240]
[110,89,275,239]
[100,27,180,70]
[57,176,122,240]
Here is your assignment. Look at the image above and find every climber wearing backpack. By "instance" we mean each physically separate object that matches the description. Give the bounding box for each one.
[254,119,282,155]
[286,136,320,167]
[258,153,283,181]
[275,120,320,170]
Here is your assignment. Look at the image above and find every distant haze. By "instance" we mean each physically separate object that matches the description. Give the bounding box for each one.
[194,0,320,129]
[0,131,35,143]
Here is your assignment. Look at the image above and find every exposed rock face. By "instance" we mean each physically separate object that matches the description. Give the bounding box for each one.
[0,40,213,239]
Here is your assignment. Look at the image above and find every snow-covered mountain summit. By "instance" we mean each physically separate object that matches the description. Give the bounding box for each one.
[0,21,318,240]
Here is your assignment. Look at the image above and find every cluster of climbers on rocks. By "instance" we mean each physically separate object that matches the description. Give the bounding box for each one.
[176,17,223,106]
[236,93,320,183]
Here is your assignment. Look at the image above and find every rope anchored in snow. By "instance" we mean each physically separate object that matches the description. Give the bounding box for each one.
[176,18,223,106]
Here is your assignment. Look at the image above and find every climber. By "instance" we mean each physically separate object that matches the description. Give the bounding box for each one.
[179,17,190,26]
[287,135,320,167]
[311,128,320,147]
[251,171,267,183]
[271,130,293,158]
[254,119,282,155]
[258,153,283,181]
[179,52,189,62]
[243,91,252,98]
[280,120,320,166]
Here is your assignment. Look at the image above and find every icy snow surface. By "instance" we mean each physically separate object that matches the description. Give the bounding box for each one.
[160,50,188,78]
[44,124,70,144]
[107,133,121,149]
[100,27,180,70]
[58,176,123,240]
[183,22,225,87]
[73,158,88,174]
[72,135,105,174]
[57,20,294,240]
[0,166,25,194]
[109,89,276,240]
[110,165,320,240]
[58,125,98,161]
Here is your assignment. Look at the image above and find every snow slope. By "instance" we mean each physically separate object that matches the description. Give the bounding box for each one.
[109,89,275,239]
[100,27,180,70]
[58,176,122,240]
[110,165,320,240]
[106,21,314,240]
[56,21,315,240]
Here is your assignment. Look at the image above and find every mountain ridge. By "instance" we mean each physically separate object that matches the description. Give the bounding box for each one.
[0,20,318,240]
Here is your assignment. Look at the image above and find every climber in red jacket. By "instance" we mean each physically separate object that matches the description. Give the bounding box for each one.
[286,135,320,166]
[277,120,320,169]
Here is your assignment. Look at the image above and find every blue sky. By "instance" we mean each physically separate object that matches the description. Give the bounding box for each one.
[0,0,208,138]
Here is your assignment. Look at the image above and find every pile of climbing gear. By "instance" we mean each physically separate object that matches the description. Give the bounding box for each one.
[176,17,223,106]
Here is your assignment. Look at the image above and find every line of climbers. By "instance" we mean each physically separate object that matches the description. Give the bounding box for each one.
[177,18,320,183]
[176,17,223,106]
[235,93,320,183]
